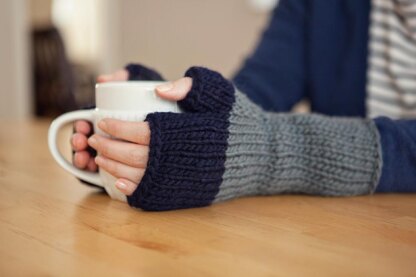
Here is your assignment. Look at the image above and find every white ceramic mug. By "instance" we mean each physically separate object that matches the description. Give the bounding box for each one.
[48,81,180,202]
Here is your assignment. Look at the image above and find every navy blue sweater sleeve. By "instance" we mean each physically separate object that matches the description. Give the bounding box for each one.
[232,0,307,112]
[374,117,416,192]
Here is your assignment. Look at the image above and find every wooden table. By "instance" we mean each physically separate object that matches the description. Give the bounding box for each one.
[1,119,415,276]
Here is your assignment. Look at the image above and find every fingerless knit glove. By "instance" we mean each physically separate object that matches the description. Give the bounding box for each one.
[128,67,382,211]
[125,63,164,81]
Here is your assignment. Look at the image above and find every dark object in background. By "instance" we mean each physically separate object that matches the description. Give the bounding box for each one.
[32,26,95,117]
[71,63,95,109]
[32,26,76,116]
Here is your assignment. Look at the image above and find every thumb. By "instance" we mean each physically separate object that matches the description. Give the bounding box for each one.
[155,77,192,101]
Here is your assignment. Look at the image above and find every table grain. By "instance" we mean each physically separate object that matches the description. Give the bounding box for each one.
[0,119,415,276]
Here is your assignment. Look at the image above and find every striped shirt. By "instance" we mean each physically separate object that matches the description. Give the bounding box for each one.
[367,0,416,119]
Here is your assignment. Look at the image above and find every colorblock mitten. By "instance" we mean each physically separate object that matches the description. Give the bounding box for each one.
[127,67,383,211]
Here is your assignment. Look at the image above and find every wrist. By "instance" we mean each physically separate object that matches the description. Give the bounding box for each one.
[127,112,229,211]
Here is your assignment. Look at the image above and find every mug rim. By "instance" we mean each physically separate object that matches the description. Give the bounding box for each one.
[95,81,166,89]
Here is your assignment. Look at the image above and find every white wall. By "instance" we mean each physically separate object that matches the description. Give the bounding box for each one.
[117,0,270,80]
[52,0,121,73]
[0,0,31,119]
[0,0,272,119]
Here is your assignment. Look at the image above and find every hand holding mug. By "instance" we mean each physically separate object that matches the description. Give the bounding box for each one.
[51,66,242,211]
[87,77,193,196]
[72,69,129,172]
[48,76,183,201]
[72,63,164,173]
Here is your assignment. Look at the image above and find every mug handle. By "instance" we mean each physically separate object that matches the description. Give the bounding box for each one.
[48,110,103,187]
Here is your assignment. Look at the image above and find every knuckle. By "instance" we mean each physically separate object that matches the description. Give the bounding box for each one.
[134,169,144,184]
[136,131,149,145]
[129,149,145,167]
[100,142,110,156]
[108,161,120,176]
[106,120,122,137]
[138,123,150,144]
[142,131,150,145]
[113,122,123,137]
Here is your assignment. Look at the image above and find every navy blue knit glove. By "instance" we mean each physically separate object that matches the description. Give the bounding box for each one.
[127,67,235,210]
[125,63,164,81]
[127,67,382,211]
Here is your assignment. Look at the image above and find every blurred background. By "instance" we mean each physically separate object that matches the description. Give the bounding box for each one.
[0,0,277,119]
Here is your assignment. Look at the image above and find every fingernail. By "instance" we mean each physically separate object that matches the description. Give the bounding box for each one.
[156,82,173,92]
[88,136,97,146]
[98,120,107,131]
[116,180,127,190]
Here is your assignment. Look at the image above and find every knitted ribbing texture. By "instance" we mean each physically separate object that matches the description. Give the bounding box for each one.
[127,67,382,211]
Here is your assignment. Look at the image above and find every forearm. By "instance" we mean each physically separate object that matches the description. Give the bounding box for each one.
[373,117,416,192]
[214,90,382,202]
[127,67,387,211]
[232,0,307,112]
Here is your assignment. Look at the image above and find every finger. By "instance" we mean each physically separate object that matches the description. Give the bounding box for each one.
[74,120,92,135]
[86,157,98,172]
[95,155,144,184]
[155,77,192,101]
[73,151,90,169]
[98,119,150,145]
[71,133,88,151]
[88,135,149,168]
[97,69,128,83]
[97,74,113,83]
[115,178,139,196]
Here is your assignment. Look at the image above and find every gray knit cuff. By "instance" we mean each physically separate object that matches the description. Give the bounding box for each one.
[214,90,382,202]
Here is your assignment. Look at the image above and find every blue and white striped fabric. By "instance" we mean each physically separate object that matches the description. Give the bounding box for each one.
[367,0,416,119]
